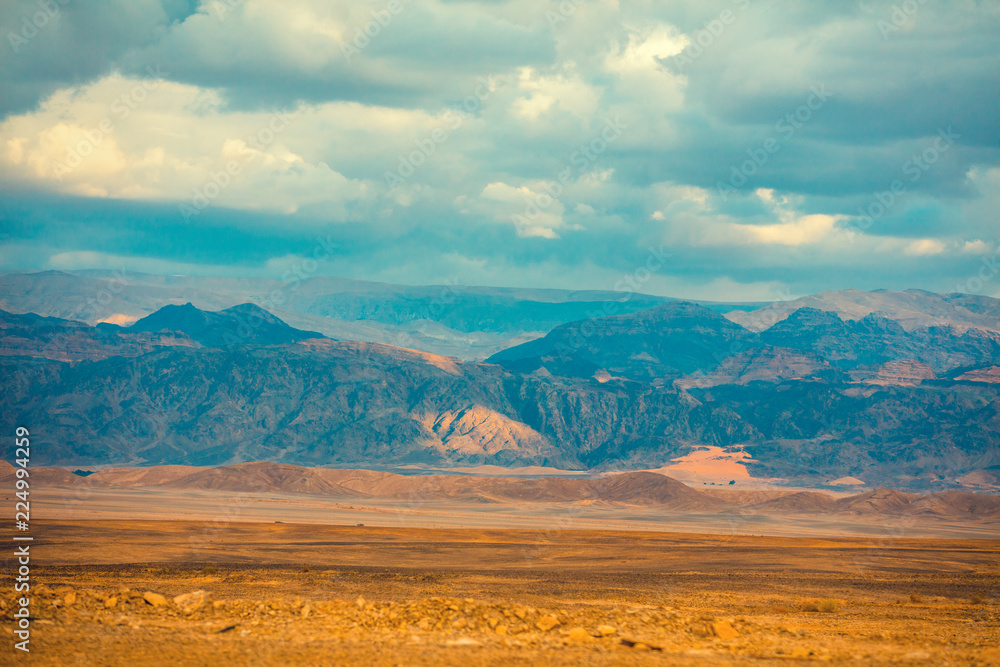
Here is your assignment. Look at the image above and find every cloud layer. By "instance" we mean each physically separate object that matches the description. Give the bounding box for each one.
[1,0,998,300]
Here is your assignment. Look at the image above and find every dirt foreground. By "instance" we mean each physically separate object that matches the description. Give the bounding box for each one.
[2,520,998,665]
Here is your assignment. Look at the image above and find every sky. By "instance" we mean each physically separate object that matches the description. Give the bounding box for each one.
[0,0,998,301]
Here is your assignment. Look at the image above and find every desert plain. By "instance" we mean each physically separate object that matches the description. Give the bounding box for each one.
[2,465,998,665]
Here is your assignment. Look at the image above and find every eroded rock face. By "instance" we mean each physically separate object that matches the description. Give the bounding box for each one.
[862,359,937,386]
[956,366,1000,383]
[674,347,832,390]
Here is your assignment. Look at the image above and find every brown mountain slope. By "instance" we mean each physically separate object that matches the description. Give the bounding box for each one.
[834,488,917,514]
[3,462,997,520]
[747,491,840,513]
[157,462,362,496]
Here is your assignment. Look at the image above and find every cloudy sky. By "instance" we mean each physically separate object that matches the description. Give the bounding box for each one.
[1,0,998,301]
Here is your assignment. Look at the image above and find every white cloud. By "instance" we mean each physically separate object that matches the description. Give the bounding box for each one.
[0,74,419,217]
[961,239,991,254]
[511,67,602,121]
[904,239,947,256]
[457,181,569,239]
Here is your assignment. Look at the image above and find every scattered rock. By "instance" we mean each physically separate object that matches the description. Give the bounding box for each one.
[301,603,312,618]
[620,638,663,652]
[63,592,77,606]
[567,627,591,642]
[495,624,508,636]
[597,625,617,636]
[536,615,561,632]
[104,597,117,609]
[143,592,168,607]
[712,620,739,640]
[173,590,209,614]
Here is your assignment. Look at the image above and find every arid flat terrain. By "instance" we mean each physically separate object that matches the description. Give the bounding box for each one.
[3,465,998,663]
[2,520,998,665]
[9,461,999,540]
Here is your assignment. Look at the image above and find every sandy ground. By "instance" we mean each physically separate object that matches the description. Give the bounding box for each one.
[2,486,998,664]
[26,486,1000,539]
[1,518,998,666]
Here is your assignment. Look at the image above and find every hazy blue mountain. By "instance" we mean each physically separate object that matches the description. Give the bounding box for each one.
[491,303,1000,382]
[130,302,323,347]
[487,302,762,384]
[0,270,755,360]
[727,289,1000,334]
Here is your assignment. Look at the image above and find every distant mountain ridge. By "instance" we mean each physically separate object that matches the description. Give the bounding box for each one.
[726,289,1000,334]
[488,302,760,384]
[0,270,754,360]
[2,286,999,491]
[489,302,1000,384]
[130,302,323,347]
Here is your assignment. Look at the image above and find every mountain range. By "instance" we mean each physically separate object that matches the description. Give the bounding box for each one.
[2,284,998,492]
[0,270,752,360]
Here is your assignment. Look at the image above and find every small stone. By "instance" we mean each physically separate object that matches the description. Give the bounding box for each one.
[712,620,739,640]
[355,596,365,609]
[597,625,617,636]
[63,592,77,606]
[536,615,561,632]
[568,627,591,642]
[495,624,508,635]
[301,603,312,618]
[790,648,812,659]
[173,590,209,614]
[445,638,481,647]
[903,652,930,661]
[104,597,118,609]
[143,592,168,607]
